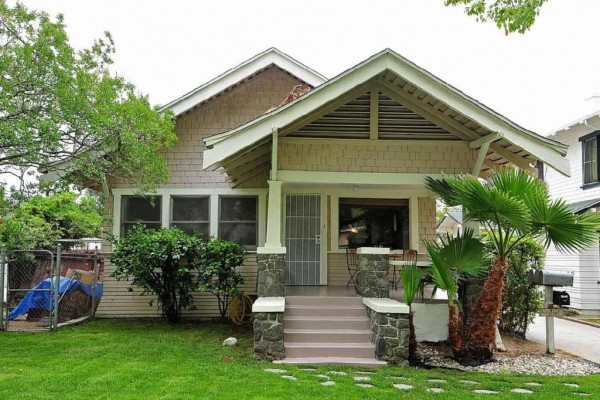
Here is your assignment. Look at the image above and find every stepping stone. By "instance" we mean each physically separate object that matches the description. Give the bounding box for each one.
[328,371,347,376]
[428,388,444,393]
[356,383,374,388]
[387,376,409,380]
[265,368,287,374]
[511,389,534,394]
[393,384,413,390]
[315,374,329,379]
[460,380,480,385]
[300,368,316,371]
[321,381,336,386]
[474,390,499,394]
[573,393,590,396]
[428,379,447,383]
[564,383,580,388]
[281,375,297,381]
[356,371,375,375]
[525,382,542,387]
[353,376,371,382]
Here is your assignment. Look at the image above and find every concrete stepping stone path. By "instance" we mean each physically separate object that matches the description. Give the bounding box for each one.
[327,371,347,376]
[564,383,580,388]
[572,393,590,396]
[427,379,447,383]
[264,368,287,374]
[511,388,534,394]
[393,383,413,390]
[321,381,336,386]
[281,375,297,381]
[356,383,374,388]
[428,388,444,393]
[525,382,542,387]
[299,368,316,372]
[473,389,499,394]
[353,376,371,382]
[460,380,480,385]
[315,374,329,379]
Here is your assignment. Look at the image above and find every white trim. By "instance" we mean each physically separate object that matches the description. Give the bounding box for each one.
[252,297,285,313]
[160,48,326,116]
[363,298,410,314]
[320,194,328,285]
[265,180,283,248]
[278,170,445,186]
[472,141,491,176]
[202,49,568,176]
[256,247,286,254]
[470,132,503,148]
[110,188,267,246]
[357,247,390,255]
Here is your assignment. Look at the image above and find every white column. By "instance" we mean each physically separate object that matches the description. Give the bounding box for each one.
[261,180,286,251]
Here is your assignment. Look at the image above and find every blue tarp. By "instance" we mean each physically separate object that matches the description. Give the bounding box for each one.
[8,277,103,321]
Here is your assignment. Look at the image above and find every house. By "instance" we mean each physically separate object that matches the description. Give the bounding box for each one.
[43,48,570,364]
[544,112,600,315]
[436,207,463,236]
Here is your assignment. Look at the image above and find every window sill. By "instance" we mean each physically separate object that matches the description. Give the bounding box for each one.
[581,182,600,190]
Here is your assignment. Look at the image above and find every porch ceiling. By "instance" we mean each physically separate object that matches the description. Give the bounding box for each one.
[205,49,569,177]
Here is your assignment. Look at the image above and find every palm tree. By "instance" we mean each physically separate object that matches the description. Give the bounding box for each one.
[425,168,600,360]
[424,230,489,356]
[400,263,424,358]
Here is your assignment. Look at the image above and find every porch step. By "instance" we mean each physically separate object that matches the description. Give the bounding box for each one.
[285,305,366,317]
[285,328,372,343]
[285,342,375,358]
[285,316,369,330]
[274,357,386,368]
[285,295,363,307]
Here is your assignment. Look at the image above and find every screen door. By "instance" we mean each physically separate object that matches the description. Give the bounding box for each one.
[285,194,321,285]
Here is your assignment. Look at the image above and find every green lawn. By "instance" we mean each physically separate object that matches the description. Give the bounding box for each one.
[0,320,598,399]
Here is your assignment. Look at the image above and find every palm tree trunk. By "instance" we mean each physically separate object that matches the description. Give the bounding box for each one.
[409,311,417,359]
[448,305,463,356]
[459,256,508,360]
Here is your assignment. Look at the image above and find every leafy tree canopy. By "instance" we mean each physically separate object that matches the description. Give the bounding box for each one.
[0,1,176,192]
[445,0,548,34]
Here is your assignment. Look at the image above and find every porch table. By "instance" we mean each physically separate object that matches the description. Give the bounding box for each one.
[388,259,432,289]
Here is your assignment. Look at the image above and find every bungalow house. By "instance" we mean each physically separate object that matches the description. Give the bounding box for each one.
[44,48,570,365]
[544,112,600,315]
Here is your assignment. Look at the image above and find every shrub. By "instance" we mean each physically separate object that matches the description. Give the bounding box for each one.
[110,226,202,322]
[484,236,545,337]
[195,238,246,320]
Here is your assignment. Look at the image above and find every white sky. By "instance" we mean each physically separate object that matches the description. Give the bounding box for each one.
[18,0,600,136]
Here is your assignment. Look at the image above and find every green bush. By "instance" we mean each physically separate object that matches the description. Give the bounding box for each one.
[0,192,102,251]
[195,238,246,319]
[484,236,545,337]
[110,226,202,322]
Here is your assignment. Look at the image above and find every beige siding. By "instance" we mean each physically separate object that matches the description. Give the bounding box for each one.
[418,197,437,253]
[278,139,476,174]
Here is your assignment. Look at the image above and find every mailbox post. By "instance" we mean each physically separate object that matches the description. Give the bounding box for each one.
[529,270,574,355]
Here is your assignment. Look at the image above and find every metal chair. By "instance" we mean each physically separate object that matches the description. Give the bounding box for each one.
[346,248,358,288]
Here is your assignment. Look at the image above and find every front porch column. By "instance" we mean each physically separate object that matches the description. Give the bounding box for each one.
[264,180,284,248]
[356,247,390,298]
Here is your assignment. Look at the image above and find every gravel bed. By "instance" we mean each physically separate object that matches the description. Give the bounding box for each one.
[417,344,600,376]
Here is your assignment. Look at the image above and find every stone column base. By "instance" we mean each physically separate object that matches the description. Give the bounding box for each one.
[356,248,390,298]
[253,312,284,360]
[256,249,286,297]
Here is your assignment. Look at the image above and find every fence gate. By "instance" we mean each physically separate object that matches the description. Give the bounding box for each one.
[0,249,59,331]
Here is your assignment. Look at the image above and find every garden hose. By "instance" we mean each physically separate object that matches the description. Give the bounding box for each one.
[228,294,254,325]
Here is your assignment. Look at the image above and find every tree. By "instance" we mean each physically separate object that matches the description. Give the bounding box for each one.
[424,230,489,357]
[195,238,246,320]
[110,226,202,323]
[0,191,102,251]
[426,169,600,360]
[400,263,425,359]
[0,1,176,192]
[445,0,547,34]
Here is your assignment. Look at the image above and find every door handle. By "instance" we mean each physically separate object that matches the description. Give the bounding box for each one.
[315,235,321,245]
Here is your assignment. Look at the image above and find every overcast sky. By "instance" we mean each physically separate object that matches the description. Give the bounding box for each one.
[16,1,600,135]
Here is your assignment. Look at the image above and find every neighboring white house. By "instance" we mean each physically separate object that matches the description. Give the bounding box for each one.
[544,112,600,315]
[436,207,463,236]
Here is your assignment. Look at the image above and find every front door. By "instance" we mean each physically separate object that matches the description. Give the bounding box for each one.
[284,194,321,285]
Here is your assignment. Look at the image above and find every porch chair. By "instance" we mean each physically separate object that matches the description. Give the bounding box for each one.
[346,248,358,288]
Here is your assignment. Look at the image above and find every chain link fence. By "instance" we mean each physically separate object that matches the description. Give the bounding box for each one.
[0,240,104,332]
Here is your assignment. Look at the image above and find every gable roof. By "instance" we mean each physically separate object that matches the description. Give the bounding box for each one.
[569,198,600,214]
[160,48,327,116]
[203,49,570,176]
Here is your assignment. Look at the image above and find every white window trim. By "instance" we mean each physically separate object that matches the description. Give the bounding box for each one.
[112,188,267,252]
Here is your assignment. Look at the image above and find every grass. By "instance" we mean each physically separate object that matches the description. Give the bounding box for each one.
[0,320,598,399]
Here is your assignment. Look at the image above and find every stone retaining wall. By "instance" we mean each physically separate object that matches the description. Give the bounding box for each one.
[253,312,284,360]
[366,308,409,364]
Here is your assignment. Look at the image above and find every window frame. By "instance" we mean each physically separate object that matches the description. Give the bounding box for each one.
[218,195,259,249]
[170,195,210,236]
[580,131,600,189]
[120,195,162,235]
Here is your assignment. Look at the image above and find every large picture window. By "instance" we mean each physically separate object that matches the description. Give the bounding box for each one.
[219,196,258,248]
[338,198,409,249]
[121,196,161,235]
[171,196,210,236]
[583,135,599,185]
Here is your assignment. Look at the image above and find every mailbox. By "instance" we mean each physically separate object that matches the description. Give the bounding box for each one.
[529,270,574,287]
[553,291,570,306]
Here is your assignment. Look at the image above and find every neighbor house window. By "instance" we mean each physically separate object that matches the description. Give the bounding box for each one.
[171,196,210,236]
[219,196,258,248]
[121,196,161,235]
[582,134,599,185]
[338,198,409,249]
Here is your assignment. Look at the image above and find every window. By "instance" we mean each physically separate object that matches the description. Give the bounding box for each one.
[583,135,599,185]
[219,196,258,248]
[121,196,161,235]
[338,198,409,249]
[171,196,210,236]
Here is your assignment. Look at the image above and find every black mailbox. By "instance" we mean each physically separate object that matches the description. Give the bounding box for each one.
[553,291,570,306]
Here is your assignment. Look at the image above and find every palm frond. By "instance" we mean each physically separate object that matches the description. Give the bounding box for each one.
[400,263,423,306]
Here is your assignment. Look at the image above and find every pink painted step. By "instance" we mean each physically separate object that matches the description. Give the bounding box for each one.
[274,357,386,368]
[285,328,372,343]
[285,305,366,317]
[285,316,369,330]
[285,342,375,358]
[285,296,363,307]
